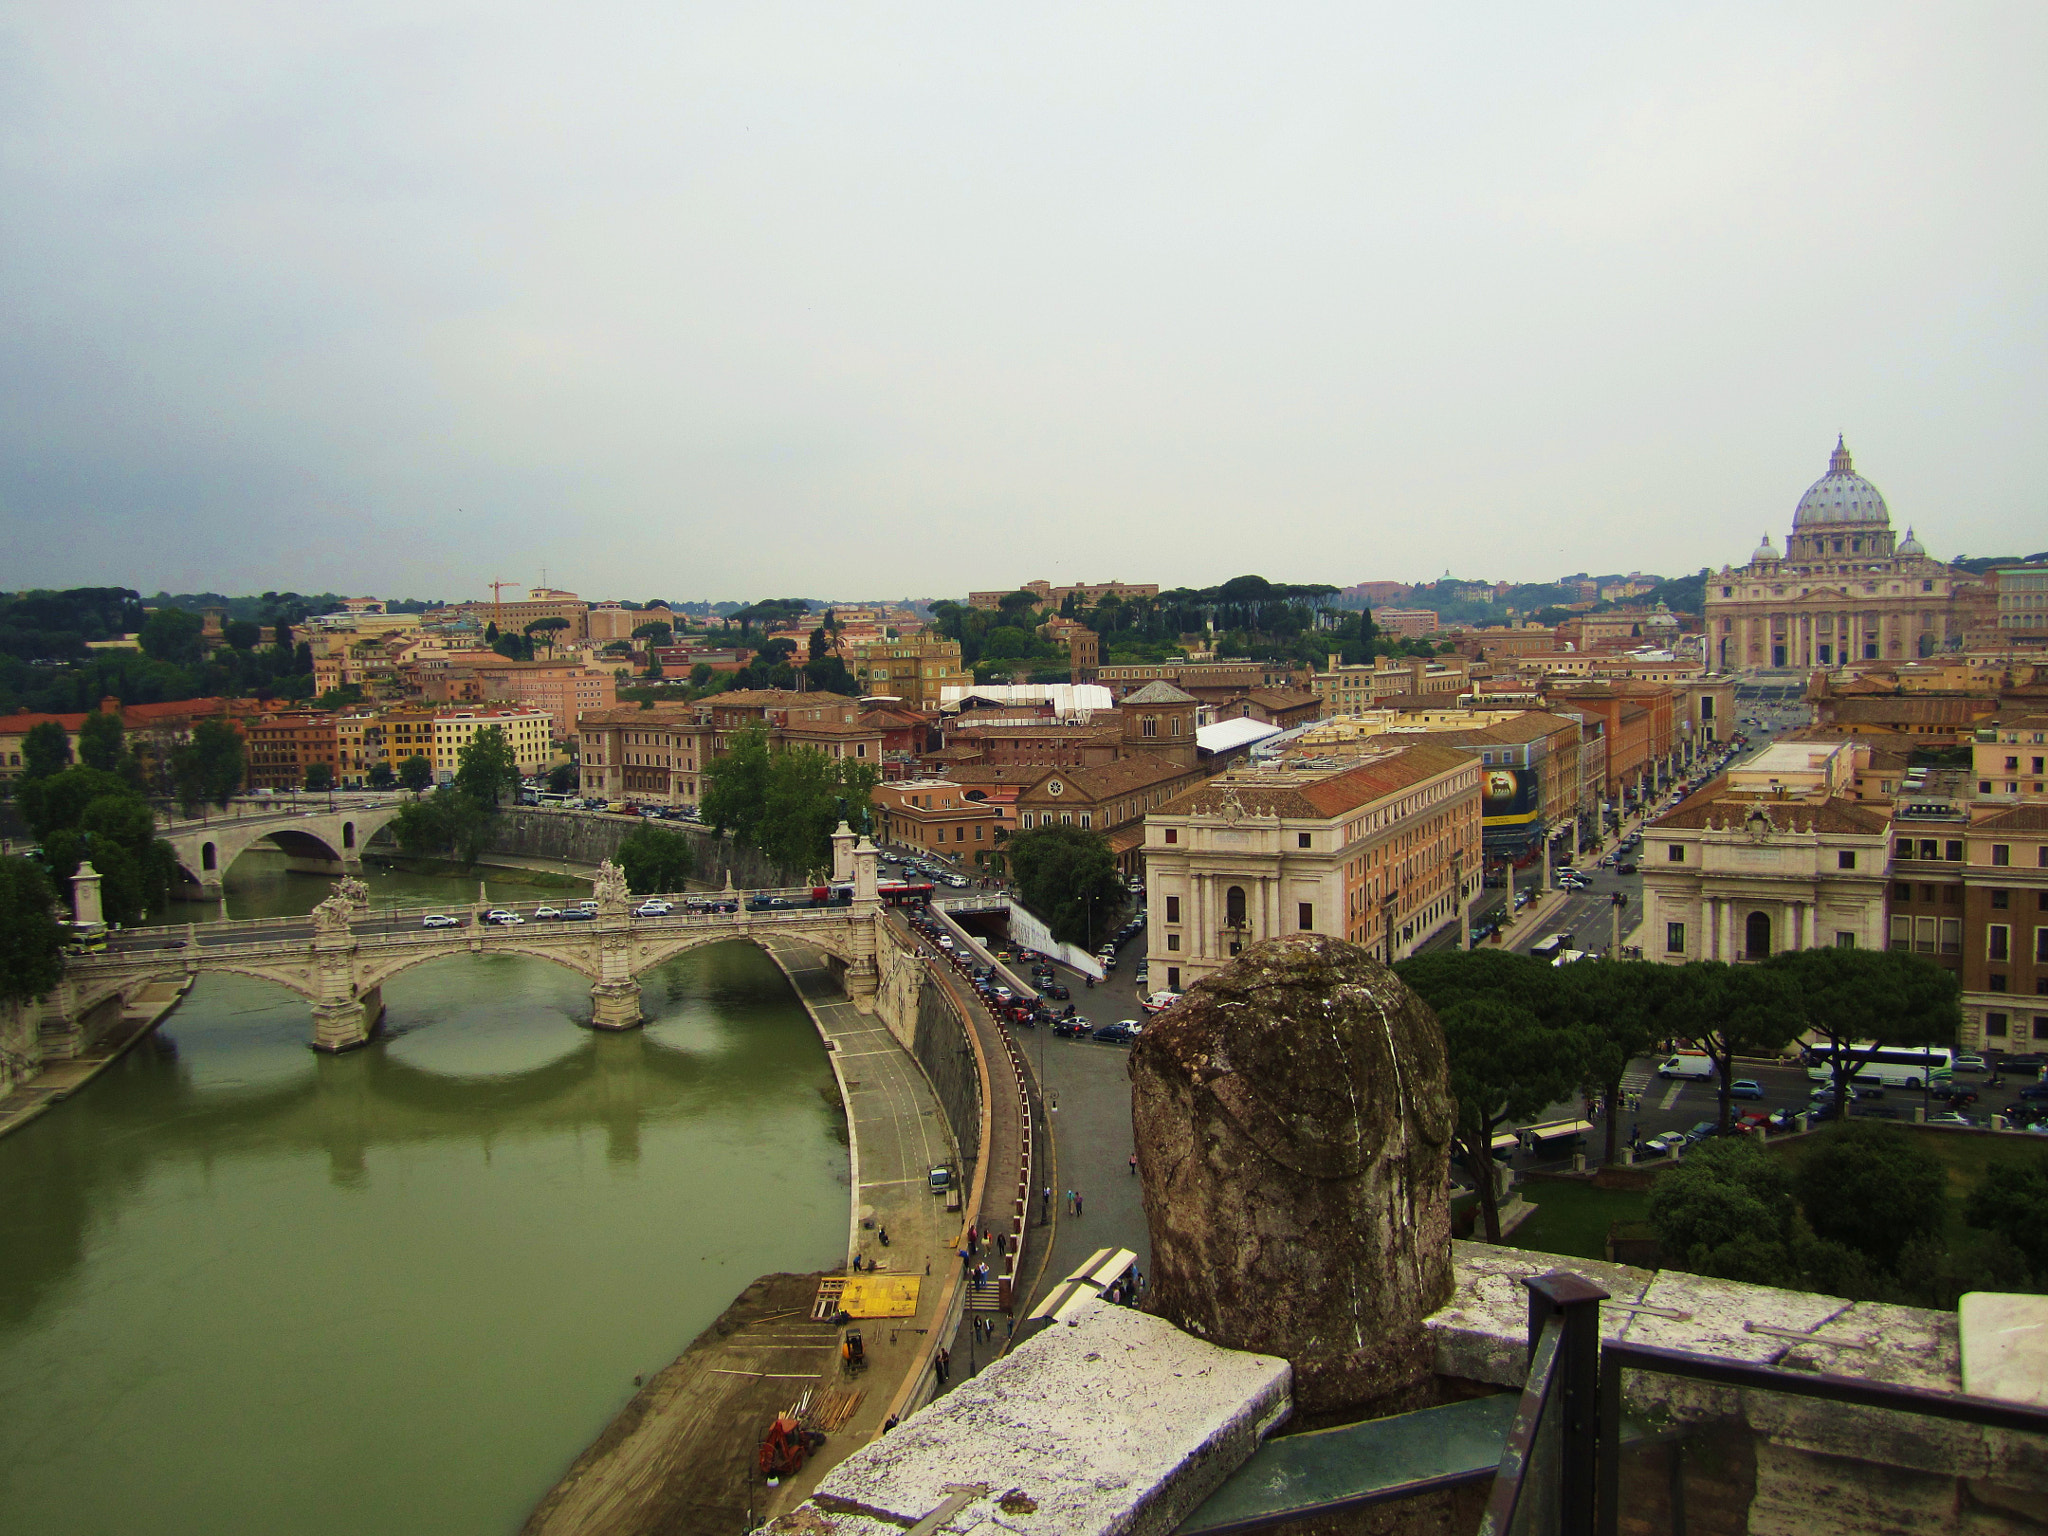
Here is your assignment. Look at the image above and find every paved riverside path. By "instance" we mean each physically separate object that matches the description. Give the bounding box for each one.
[751,937,964,1517]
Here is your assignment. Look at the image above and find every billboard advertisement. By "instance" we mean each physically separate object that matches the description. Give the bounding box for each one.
[1481,766,1540,828]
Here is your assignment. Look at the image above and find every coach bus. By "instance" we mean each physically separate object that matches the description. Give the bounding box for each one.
[1804,1043,1954,1090]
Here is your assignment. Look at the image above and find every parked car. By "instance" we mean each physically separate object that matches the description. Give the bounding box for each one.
[1616,862,1639,876]
[422,913,461,929]
[1092,1021,1141,1044]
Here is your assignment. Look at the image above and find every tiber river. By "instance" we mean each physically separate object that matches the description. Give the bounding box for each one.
[0,851,847,1535]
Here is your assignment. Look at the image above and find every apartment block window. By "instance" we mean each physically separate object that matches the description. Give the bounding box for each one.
[1940,919,1962,955]
[2041,847,2048,868]
[2037,928,2048,964]
[1166,967,1180,991]
[1165,895,1181,923]
[1298,903,1315,930]
[1164,828,1177,844]
[1986,1011,2009,1038]
[1892,882,1911,902]
[1946,841,1964,861]
[1166,934,1180,951]
[1666,921,1686,954]
[1668,844,1685,862]
[1993,844,2012,867]
[1895,838,1911,859]
[1919,840,1939,860]
[1991,975,2009,993]
[1914,916,1938,954]
[1990,925,2012,961]
[1297,832,1312,849]
[1837,850,1857,871]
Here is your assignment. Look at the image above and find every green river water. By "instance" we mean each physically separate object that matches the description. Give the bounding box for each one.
[0,852,848,1535]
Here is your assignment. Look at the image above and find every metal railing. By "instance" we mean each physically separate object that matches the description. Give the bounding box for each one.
[1185,1270,2048,1534]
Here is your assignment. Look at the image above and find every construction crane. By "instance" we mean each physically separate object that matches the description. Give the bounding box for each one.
[489,581,515,633]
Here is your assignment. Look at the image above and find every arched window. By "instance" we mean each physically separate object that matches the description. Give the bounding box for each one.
[1226,885,1247,928]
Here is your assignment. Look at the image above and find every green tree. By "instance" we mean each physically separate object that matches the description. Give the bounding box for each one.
[1764,947,1962,1120]
[1396,949,1589,1242]
[21,720,73,780]
[304,762,335,792]
[138,607,205,665]
[397,754,435,795]
[547,762,579,795]
[701,723,774,850]
[169,716,245,813]
[22,766,179,924]
[1562,960,1679,1164]
[366,762,397,791]
[1649,1136,1799,1276]
[391,787,491,868]
[757,750,881,876]
[631,621,673,649]
[525,616,571,655]
[453,726,520,808]
[1007,825,1125,948]
[78,710,126,773]
[1795,1121,1948,1269]
[1964,1150,2048,1276]
[315,683,365,711]
[616,824,696,894]
[0,857,67,1002]
[1662,960,1803,1132]
[222,619,262,651]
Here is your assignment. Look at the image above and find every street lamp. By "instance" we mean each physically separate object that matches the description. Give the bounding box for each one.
[1610,890,1627,959]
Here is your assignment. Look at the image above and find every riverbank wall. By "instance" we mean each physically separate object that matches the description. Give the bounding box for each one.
[0,978,191,1139]
[473,809,791,889]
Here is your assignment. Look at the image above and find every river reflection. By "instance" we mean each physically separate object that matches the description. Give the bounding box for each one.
[0,858,847,1536]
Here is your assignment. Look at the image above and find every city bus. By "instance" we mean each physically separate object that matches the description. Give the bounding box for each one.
[1804,1043,1954,1090]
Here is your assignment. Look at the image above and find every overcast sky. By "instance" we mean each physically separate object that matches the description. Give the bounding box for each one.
[3,2,2044,604]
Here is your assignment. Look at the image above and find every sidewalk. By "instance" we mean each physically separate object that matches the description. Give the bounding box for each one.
[0,978,190,1140]
[755,938,965,1515]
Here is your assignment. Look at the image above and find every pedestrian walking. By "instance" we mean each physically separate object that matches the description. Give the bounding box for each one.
[1066,1188,1075,1215]
[925,1257,931,1276]
[1075,1191,1084,1218]
[1128,1153,1137,1177]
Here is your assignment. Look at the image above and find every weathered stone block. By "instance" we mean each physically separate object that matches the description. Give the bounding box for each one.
[1129,934,1454,1417]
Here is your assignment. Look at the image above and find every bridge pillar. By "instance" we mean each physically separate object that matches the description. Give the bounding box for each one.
[309,894,380,1053]
[845,836,883,1013]
[586,857,643,1031]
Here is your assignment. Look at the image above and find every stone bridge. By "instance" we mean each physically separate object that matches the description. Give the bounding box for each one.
[159,801,409,896]
[62,836,894,1053]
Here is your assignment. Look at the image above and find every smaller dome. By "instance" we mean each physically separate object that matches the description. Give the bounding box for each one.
[1897,526,1925,557]
[1751,531,1778,564]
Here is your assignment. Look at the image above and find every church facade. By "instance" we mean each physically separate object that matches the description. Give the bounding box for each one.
[1704,439,1968,672]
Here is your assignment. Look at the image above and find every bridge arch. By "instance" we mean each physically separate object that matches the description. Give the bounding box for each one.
[163,804,406,892]
[356,941,605,995]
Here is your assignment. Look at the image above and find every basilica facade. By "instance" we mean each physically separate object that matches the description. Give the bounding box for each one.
[1704,438,1967,672]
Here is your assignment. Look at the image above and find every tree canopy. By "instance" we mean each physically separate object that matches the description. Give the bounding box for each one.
[20,766,179,925]
[169,716,245,813]
[616,824,696,894]
[1007,825,1125,949]
[453,726,520,808]
[700,723,880,876]
[0,857,67,1002]
[1763,947,1961,1118]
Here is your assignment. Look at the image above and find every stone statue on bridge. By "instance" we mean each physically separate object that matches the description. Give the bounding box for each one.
[333,875,370,911]
[311,892,356,936]
[594,859,629,911]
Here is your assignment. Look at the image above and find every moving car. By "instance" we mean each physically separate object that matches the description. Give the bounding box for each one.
[422,913,461,929]
[1053,1018,1091,1039]
[532,906,563,920]
[482,909,524,925]
[1729,1079,1764,1100]
[634,899,673,916]
[1092,1021,1141,1044]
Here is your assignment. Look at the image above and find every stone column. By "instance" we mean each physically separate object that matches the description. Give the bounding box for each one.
[70,862,104,928]
[832,821,857,882]
[1132,936,1454,1419]
[310,920,373,1053]
[845,836,881,1012]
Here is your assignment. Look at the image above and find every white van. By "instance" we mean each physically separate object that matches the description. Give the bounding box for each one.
[1658,1053,1715,1081]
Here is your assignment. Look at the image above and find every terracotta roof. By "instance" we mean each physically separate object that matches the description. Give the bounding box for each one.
[1121,680,1197,705]
[1827,697,1994,725]
[710,689,815,708]
[1649,790,1888,836]
[1973,804,2048,833]
[1244,688,1321,711]
[1157,742,1475,821]
[1016,756,1197,803]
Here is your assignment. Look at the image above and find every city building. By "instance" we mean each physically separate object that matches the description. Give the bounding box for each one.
[1094,659,1299,699]
[1543,680,1682,810]
[426,656,617,739]
[1308,655,1473,715]
[456,587,591,641]
[848,638,970,710]
[1973,710,2048,802]
[1994,566,2048,650]
[1642,740,1892,964]
[379,705,553,783]
[0,697,260,783]
[244,710,341,790]
[870,779,1003,862]
[1704,439,1971,670]
[1014,755,1211,878]
[577,693,882,807]
[1958,804,2048,1054]
[966,579,1160,611]
[1372,608,1441,640]
[1142,744,1482,992]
